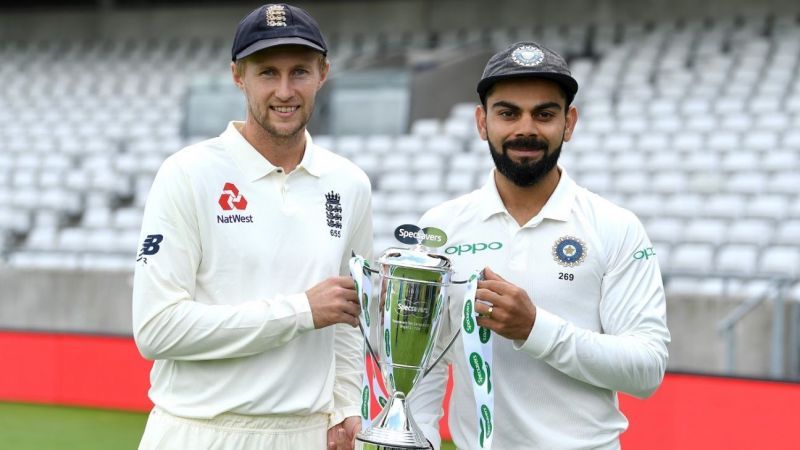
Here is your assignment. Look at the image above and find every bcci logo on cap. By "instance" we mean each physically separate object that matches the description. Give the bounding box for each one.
[511,45,544,67]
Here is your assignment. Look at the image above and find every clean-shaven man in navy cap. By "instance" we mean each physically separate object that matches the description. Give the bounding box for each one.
[133,4,372,449]
[409,42,670,449]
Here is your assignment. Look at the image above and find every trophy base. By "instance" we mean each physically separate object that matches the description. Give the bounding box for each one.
[356,392,430,449]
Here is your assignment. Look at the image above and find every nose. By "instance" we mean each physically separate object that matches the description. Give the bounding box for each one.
[514,115,538,137]
[275,76,294,101]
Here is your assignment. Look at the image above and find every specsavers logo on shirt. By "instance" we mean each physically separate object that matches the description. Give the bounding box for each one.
[445,241,503,255]
[217,182,254,224]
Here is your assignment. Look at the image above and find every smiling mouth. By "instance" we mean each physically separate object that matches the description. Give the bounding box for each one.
[271,106,299,114]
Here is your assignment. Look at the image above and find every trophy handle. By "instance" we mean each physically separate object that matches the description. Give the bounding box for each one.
[422,328,461,377]
[423,269,484,377]
[358,264,384,376]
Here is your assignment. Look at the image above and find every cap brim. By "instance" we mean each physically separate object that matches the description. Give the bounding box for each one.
[478,73,578,102]
[235,37,326,60]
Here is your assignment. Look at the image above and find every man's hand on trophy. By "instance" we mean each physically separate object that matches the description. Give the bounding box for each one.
[474,267,537,341]
[306,277,361,328]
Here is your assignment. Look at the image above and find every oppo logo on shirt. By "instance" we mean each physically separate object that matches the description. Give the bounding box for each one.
[445,241,503,255]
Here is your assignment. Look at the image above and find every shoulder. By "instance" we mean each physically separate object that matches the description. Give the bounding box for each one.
[420,189,481,228]
[161,136,227,175]
[573,186,648,245]
[315,144,371,190]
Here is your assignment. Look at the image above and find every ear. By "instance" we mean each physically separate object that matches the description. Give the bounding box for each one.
[317,58,330,89]
[231,61,244,90]
[563,105,578,142]
[475,104,488,141]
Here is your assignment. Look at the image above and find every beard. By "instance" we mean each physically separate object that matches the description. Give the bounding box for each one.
[250,102,313,140]
[488,135,562,187]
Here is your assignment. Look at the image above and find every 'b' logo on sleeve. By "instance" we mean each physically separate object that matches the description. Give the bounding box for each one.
[137,234,163,264]
[140,234,164,255]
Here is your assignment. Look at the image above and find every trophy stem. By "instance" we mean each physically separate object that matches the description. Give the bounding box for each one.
[356,392,430,449]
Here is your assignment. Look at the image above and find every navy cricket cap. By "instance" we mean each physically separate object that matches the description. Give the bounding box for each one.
[477,42,579,105]
[231,3,328,61]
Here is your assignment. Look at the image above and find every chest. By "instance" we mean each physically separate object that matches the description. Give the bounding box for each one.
[443,220,607,331]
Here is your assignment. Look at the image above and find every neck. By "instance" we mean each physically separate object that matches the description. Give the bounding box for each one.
[239,119,306,173]
[494,167,561,226]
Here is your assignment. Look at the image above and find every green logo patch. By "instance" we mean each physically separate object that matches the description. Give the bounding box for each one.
[463,300,475,333]
[470,352,486,385]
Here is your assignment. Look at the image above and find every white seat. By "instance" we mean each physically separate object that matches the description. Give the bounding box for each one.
[82,207,112,228]
[774,220,800,245]
[364,135,394,154]
[113,207,144,229]
[395,136,426,153]
[614,172,649,194]
[625,193,664,220]
[758,246,800,278]
[683,218,728,245]
[575,154,609,172]
[707,132,739,152]
[637,133,670,153]
[766,172,798,195]
[577,173,612,194]
[761,150,797,171]
[334,135,364,157]
[444,172,475,193]
[704,194,746,219]
[412,170,443,191]
[727,219,773,245]
[725,172,766,195]
[745,195,789,220]
[379,172,413,192]
[670,243,714,273]
[410,154,444,171]
[682,151,720,171]
[647,154,683,173]
[646,218,684,244]
[610,153,646,171]
[662,193,703,218]
[721,153,760,172]
[715,244,758,274]
[410,119,440,136]
[672,133,704,152]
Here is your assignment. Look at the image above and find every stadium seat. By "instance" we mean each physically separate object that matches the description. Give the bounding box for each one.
[669,242,714,273]
[715,244,759,275]
[758,246,800,278]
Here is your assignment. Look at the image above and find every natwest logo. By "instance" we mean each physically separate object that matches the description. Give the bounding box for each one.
[218,182,248,211]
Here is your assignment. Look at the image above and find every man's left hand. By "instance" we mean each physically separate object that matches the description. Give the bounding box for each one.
[474,266,536,341]
[327,416,361,450]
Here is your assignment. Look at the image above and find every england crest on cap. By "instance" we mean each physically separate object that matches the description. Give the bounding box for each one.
[511,45,544,67]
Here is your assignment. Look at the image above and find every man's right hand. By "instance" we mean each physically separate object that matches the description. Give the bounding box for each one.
[306,276,360,329]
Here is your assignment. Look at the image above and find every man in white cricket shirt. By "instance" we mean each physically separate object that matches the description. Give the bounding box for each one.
[132,4,371,449]
[409,42,670,449]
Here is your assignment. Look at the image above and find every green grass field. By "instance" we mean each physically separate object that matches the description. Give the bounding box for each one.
[0,402,457,449]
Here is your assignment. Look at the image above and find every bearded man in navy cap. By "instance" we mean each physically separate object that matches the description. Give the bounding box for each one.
[133,4,372,449]
[409,42,670,450]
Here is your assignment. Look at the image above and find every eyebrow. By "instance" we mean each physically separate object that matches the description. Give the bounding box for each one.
[490,100,563,111]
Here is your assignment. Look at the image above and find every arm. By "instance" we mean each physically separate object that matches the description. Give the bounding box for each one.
[330,185,373,428]
[518,219,669,398]
[476,218,670,398]
[132,157,316,361]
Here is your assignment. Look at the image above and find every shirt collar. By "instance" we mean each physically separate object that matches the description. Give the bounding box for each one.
[477,166,577,224]
[220,121,322,182]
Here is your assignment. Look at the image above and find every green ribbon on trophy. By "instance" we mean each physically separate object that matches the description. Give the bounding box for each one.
[461,271,494,449]
[349,255,376,429]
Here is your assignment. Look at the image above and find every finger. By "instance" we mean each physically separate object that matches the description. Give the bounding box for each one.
[336,276,355,288]
[483,266,506,281]
[475,287,503,305]
[475,315,501,331]
[473,300,494,316]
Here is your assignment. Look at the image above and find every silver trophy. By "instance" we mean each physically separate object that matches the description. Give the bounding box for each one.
[354,226,461,450]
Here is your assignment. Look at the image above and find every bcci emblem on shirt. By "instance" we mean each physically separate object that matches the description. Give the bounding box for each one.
[552,235,587,267]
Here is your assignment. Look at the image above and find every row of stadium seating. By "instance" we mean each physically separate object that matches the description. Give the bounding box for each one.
[0,17,798,295]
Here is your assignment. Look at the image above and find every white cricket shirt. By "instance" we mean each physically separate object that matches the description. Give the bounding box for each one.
[410,169,669,450]
[132,122,373,426]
